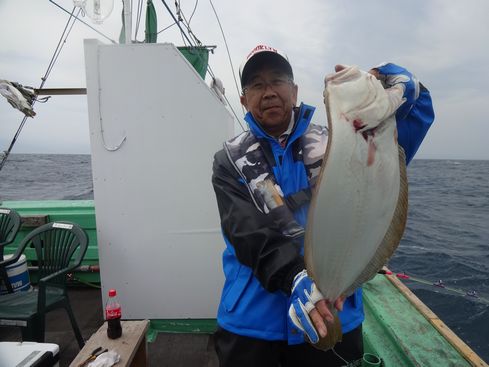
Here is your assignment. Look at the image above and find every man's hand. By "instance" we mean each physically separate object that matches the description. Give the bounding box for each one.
[287,269,344,343]
[370,62,420,119]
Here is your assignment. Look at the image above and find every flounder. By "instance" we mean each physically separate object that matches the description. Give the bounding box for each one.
[305,65,409,350]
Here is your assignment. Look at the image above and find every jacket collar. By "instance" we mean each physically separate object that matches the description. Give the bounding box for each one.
[244,102,316,148]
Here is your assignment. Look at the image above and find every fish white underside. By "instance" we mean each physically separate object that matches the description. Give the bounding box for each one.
[304,66,408,349]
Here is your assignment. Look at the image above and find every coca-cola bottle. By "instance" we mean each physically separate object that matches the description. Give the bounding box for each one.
[105,289,122,339]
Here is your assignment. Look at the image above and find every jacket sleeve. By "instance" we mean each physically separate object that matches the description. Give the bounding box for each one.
[212,149,304,294]
[397,83,435,165]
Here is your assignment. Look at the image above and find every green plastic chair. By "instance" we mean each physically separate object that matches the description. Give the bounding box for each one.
[0,221,88,348]
[0,207,22,293]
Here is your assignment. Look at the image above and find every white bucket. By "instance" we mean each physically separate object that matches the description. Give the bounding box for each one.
[0,254,31,295]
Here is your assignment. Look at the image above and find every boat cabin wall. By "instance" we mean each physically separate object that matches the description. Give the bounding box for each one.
[83,40,234,319]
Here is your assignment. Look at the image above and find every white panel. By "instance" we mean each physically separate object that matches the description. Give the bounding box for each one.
[84,40,233,318]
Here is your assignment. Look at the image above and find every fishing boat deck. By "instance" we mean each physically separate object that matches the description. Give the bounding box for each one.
[1,276,487,366]
[0,286,219,367]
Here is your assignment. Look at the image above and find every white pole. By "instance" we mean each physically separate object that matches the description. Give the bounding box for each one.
[123,0,132,44]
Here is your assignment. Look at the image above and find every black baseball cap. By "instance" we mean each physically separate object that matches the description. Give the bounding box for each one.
[239,44,293,89]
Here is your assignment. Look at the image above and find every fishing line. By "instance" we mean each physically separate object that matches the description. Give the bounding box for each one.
[331,347,351,365]
[379,269,489,305]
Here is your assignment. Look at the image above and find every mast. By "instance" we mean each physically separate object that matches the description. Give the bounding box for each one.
[123,0,132,44]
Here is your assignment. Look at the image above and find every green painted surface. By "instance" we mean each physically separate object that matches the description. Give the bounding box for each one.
[1,200,99,283]
[363,274,472,366]
[147,319,217,342]
[0,201,477,365]
[146,276,475,366]
[178,47,209,79]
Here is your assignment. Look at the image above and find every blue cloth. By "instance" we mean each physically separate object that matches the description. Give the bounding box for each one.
[375,63,435,163]
[217,70,434,344]
[218,104,364,344]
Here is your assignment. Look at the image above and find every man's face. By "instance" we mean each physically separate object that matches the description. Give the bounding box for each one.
[240,67,298,137]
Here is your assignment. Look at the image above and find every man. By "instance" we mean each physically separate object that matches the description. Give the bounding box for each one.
[211,44,434,366]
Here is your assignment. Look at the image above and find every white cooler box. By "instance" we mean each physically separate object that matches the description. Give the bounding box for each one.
[0,341,59,367]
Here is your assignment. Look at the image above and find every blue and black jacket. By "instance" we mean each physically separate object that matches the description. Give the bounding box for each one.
[211,84,434,344]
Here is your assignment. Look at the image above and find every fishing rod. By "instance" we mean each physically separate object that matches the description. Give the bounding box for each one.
[0,6,81,173]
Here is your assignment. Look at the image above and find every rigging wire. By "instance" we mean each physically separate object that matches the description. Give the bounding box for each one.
[0,7,81,172]
[134,0,144,41]
[161,0,245,131]
[48,0,117,44]
[188,0,199,24]
[222,93,245,131]
[0,0,246,172]
[175,1,202,47]
[44,9,80,83]
[173,1,189,47]
[160,1,210,81]
[160,1,209,70]
[208,0,246,120]
[157,1,246,132]
[157,22,177,34]
[181,0,246,129]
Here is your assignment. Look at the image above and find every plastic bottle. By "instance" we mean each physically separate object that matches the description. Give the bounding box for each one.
[105,289,122,339]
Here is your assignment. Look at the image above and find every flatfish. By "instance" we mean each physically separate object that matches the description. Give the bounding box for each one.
[305,65,408,349]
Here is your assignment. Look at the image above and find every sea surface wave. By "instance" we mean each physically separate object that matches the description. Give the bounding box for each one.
[1,155,488,361]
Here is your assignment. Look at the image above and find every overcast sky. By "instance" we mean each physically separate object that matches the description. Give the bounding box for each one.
[1,0,488,159]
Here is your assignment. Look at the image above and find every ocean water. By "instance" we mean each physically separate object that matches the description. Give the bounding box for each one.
[1,155,488,361]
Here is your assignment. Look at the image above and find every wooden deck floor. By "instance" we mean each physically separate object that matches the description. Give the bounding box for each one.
[0,286,219,367]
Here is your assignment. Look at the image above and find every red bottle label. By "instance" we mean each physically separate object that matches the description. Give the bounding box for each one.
[106,307,121,319]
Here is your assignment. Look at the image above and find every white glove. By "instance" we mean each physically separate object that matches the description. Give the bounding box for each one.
[287,269,325,343]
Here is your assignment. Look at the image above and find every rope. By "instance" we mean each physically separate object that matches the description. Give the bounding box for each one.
[0,7,81,173]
